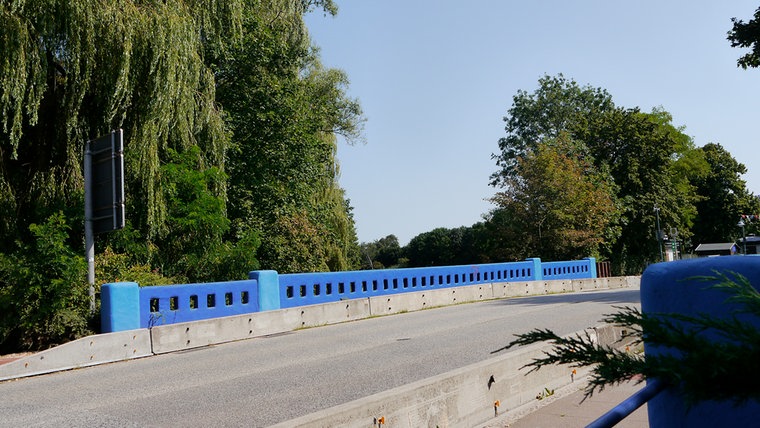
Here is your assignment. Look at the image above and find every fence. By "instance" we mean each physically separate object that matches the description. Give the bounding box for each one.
[101,257,598,333]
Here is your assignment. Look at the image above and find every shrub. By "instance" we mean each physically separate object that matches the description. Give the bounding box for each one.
[0,212,92,352]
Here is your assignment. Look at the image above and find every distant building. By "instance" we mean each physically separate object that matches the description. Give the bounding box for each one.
[694,243,738,257]
[738,235,760,254]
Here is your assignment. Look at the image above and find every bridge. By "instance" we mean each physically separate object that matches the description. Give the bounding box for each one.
[0,283,636,426]
[1,256,756,426]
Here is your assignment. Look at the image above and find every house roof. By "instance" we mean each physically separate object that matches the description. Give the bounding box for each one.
[694,243,737,252]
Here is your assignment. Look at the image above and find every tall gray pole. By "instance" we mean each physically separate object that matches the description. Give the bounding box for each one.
[654,205,664,262]
[84,141,96,313]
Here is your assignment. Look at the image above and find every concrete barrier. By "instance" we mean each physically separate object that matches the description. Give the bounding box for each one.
[0,329,151,382]
[150,298,374,354]
[0,276,640,380]
[271,324,632,428]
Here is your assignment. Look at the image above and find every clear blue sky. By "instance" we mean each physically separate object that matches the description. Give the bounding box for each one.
[305,1,760,245]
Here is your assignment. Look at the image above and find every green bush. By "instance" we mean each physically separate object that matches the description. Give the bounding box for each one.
[0,212,92,352]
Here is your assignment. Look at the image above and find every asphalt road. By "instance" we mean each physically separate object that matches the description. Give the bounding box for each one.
[0,287,640,427]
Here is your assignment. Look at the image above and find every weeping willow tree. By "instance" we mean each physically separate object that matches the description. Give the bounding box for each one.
[0,0,243,252]
[0,0,245,350]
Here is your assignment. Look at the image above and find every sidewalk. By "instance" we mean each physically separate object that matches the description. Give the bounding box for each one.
[485,378,649,427]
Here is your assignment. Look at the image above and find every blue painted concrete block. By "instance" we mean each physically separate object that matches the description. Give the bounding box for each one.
[526,258,543,280]
[101,282,140,333]
[641,257,760,427]
[585,257,597,278]
[249,270,280,311]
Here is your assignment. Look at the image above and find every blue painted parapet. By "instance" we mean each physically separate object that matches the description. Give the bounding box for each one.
[272,260,540,309]
[640,257,760,427]
[137,280,259,328]
[101,257,599,332]
[541,257,596,280]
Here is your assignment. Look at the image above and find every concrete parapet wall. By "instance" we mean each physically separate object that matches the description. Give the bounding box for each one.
[271,324,630,428]
[0,329,151,382]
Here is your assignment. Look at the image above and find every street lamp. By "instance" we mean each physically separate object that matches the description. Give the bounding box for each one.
[654,204,664,262]
[738,219,747,255]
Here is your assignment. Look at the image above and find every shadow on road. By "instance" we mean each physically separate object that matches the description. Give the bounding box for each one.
[484,288,641,307]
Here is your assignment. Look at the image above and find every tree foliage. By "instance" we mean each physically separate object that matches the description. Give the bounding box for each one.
[728,6,760,69]
[360,234,403,269]
[405,226,490,267]
[490,139,619,261]
[0,0,363,350]
[490,75,720,274]
[0,213,91,352]
[217,1,363,273]
[490,74,614,187]
[583,107,707,273]
[0,0,239,249]
[691,143,760,244]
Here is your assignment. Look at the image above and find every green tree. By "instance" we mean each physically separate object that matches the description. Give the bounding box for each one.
[405,228,457,267]
[691,143,760,244]
[0,1,239,251]
[728,6,760,69]
[583,107,706,272]
[490,74,615,187]
[490,140,619,261]
[360,235,404,269]
[493,75,708,273]
[217,2,363,273]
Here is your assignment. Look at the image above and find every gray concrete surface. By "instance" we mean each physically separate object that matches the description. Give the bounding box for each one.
[488,378,648,427]
[0,286,640,427]
[0,329,151,381]
[271,324,632,428]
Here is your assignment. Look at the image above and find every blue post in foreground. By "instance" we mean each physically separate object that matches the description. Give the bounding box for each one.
[640,257,760,427]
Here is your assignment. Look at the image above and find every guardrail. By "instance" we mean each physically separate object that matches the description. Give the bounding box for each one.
[101,257,597,333]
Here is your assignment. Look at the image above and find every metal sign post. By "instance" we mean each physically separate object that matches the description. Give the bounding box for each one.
[84,129,125,312]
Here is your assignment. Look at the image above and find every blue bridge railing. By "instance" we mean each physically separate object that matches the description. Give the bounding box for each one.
[101,257,597,333]
[276,260,538,309]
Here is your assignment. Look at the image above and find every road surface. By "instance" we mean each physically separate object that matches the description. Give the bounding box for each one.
[0,287,640,427]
